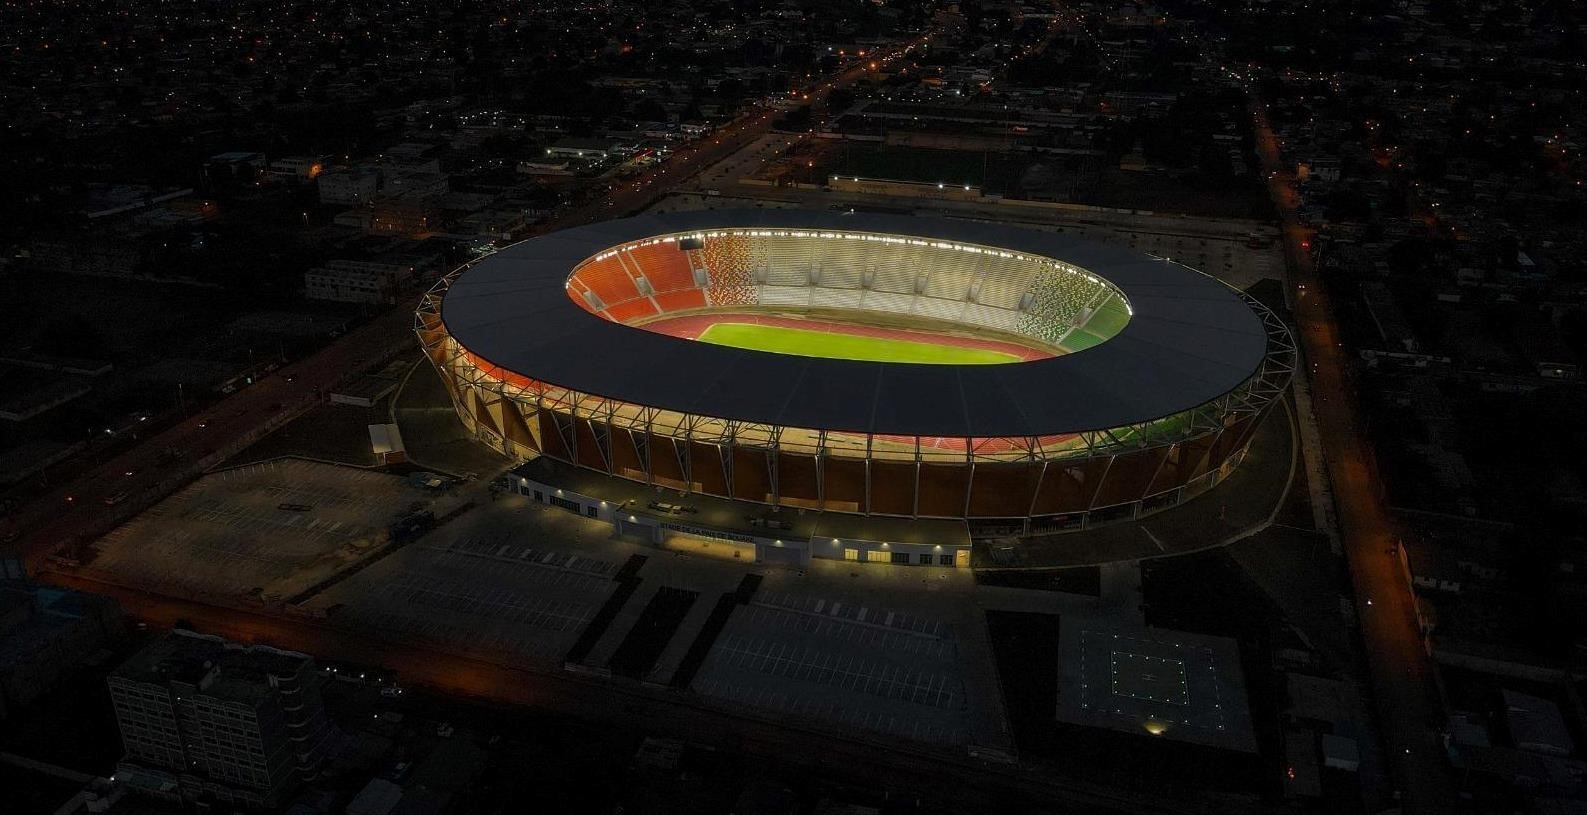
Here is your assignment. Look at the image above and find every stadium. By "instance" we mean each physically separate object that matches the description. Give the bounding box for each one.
[415,210,1293,566]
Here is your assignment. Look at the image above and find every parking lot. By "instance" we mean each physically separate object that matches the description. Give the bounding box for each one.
[693,594,970,745]
[292,491,1012,749]
[319,539,619,668]
[94,471,1027,751]
[88,459,425,602]
[307,497,630,668]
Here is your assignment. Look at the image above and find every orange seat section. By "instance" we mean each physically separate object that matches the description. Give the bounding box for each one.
[604,298,659,323]
[572,256,642,306]
[654,289,707,312]
[626,243,696,293]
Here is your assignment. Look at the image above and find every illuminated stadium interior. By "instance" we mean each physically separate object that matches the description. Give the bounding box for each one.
[419,211,1293,529]
[565,228,1135,358]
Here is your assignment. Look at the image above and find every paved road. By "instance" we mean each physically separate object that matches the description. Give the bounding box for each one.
[5,301,423,569]
[44,568,1243,815]
[554,36,931,226]
[0,36,930,569]
[1250,100,1456,812]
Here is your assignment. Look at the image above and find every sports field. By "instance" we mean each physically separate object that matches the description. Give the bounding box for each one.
[698,322,1021,365]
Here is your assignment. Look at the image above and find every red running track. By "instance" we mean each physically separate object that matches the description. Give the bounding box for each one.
[639,312,1069,454]
[639,312,1054,362]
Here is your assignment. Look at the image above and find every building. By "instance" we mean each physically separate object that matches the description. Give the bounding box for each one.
[267,156,325,181]
[380,171,448,200]
[0,575,123,719]
[0,439,87,486]
[828,176,983,200]
[417,211,1293,564]
[457,208,531,240]
[544,137,625,161]
[305,266,395,304]
[309,258,420,296]
[347,778,403,815]
[0,379,92,422]
[369,199,438,236]
[1298,156,1341,183]
[206,152,266,187]
[319,168,381,206]
[1502,690,1575,757]
[1055,616,1257,752]
[108,631,331,810]
[516,159,575,177]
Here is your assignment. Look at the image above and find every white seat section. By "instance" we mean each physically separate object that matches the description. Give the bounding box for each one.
[975,254,1035,309]
[686,232,1129,356]
[811,287,863,310]
[870,245,916,294]
[860,289,916,315]
[759,285,812,307]
[961,302,1022,333]
[922,248,979,300]
[914,296,967,323]
[812,260,863,288]
[807,236,865,289]
[762,237,817,286]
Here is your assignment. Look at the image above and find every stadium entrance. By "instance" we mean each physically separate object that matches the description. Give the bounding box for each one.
[659,532,756,563]
[755,541,807,567]
[507,458,971,569]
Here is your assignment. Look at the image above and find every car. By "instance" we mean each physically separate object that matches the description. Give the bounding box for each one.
[380,686,405,698]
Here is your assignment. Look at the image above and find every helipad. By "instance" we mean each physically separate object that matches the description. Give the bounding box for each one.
[1059,617,1257,752]
[1110,649,1191,706]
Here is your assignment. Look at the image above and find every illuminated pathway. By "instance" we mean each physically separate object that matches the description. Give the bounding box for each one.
[1,34,930,569]
[1250,98,1456,812]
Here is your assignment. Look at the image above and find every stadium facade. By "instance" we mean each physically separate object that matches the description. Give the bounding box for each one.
[417,211,1293,565]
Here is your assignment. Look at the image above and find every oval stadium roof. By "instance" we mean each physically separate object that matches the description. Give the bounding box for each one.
[438,210,1272,438]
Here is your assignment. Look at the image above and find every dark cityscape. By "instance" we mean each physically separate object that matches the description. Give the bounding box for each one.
[0,1,1583,813]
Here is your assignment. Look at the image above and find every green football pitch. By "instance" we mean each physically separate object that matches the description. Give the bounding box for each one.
[698,322,1020,365]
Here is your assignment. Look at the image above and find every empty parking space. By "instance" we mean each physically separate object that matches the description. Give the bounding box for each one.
[738,604,957,660]
[711,635,960,709]
[319,543,618,668]
[93,477,1012,750]
[88,460,424,602]
[442,534,617,577]
[754,590,952,639]
[692,592,974,746]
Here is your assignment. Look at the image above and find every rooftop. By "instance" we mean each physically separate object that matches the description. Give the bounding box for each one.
[440,210,1278,438]
[1056,615,1257,753]
[112,630,314,702]
[514,456,971,548]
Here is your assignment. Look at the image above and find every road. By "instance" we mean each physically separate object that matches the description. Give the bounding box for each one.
[553,35,931,227]
[4,301,424,569]
[0,36,930,569]
[1249,100,1456,811]
[44,568,1241,815]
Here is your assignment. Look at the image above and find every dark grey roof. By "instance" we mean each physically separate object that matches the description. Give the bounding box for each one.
[440,210,1271,437]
